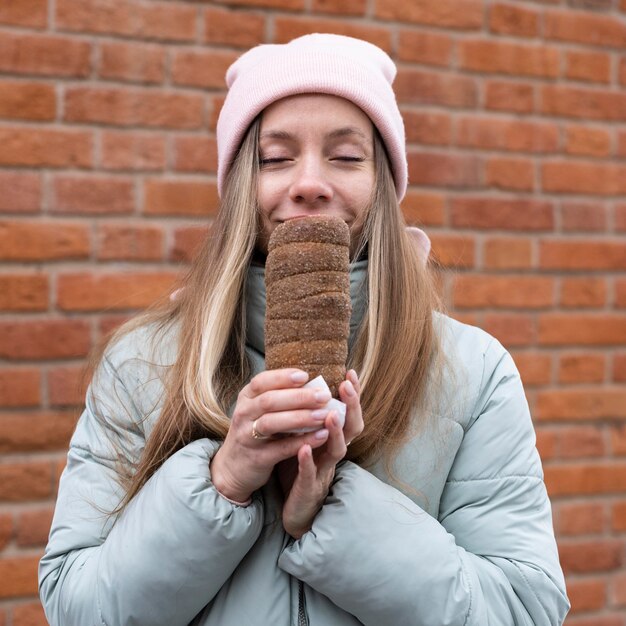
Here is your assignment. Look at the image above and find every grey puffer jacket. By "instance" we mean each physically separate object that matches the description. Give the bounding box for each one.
[39,262,569,625]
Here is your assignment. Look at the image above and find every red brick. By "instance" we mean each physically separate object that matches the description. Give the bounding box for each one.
[274,17,391,52]
[614,353,626,382]
[48,365,87,407]
[0,320,91,360]
[557,502,605,536]
[0,556,39,599]
[429,234,475,269]
[0,0,47,28]
[561,277,606,308]
[0,514,11,550]
[483,313,535,346]
[173,136,218,173]
[0,461,51,501]
[0,369,40,408]
[540,240,626,270]
[198,0,301,8]
[312,0,365,13]
[65,87,203,130]
[408,152,481,189]
[395,69,477,108]
[541,85,626,121]
[617,280,626,309]
[566,578,606,613]
[536,428,557,461]
[565,125,611,157]
[375,0,483,29]
[560,540,622,574]
[52,175,134,215]
[0,220,89,261]
[483,237,533,270]
[536,388,626,420]
[544,161,626,195]
[0,32,91,77]
[545,463,626,496]
[485,81,534,114]
[612,426,626,455]
[0,411,77,453]
[57,272,179,311]
[614,572,626,607]
[0,81,55,121]
[489,3,539,37]
[0,127,93,168]
[485,157,535,191]
[612,501,626,531]
[511,352,552,386]
[454,275,553,309]
[203,7,265,47]
[539,314,626,345]
[56,0,196,41]
[561,202,607,232]
[559,353,605,384]
[565,49,611,84]
[16,507,54,547]
[102,131,166,171]
[11,602,48,626]
[99,315,132,338]
[0,172,41,213]
[617,204,626,232]
[459,40,559,78]
[171,49,238,90]
[97,223,164,261]
[171,226,209,263]
[403,111,452,146]
[451,198,554,230]
[143,180,219,216]
[401,192,446,226]
[397,30,453,66]
[545,9,626,48]
[457,117,558,152]
[0,274,48,312]
[621,58,626,87]
[99,41,165,84]
[558,426,606,458]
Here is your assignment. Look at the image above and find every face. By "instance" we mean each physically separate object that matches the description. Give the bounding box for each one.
[256,94,375,255]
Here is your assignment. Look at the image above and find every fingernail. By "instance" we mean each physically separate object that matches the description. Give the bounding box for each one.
[314,428,329,440]
[330,411,340,428]
[311,409,328,420]
[344,380,356,397]
[314,389,331,403]
[290,371,308,383]
[349,369,359,383]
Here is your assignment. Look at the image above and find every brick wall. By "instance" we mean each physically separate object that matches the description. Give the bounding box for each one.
[0,0,625,623]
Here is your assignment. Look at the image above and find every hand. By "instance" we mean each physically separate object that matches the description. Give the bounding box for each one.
[210,369,335,503]
[279,370,363,539]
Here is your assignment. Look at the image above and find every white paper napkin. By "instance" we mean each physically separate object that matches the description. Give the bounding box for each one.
[285,374,346,433]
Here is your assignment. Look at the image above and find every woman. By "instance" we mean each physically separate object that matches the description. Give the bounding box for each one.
[39,34,569,625]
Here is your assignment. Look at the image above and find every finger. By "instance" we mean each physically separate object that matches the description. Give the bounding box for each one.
[242,368,309,400]
[255,386,332,415]
[249,408,329,438]
[296,445,317,484]
[323,411,348,463]
[339,379,364,442]
[260,428,329,467]
[347,369,361,394]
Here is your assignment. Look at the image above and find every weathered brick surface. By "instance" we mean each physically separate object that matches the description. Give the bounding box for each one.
[1,2,625,622]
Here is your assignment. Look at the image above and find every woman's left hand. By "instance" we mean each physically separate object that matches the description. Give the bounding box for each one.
[278,370,363,539]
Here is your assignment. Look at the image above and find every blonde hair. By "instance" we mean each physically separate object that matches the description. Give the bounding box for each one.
[95,118,441,510]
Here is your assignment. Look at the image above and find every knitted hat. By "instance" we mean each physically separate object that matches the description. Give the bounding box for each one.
[216,33,407,200]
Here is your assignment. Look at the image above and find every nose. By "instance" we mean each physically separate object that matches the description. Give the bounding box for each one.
[288,158,333,206]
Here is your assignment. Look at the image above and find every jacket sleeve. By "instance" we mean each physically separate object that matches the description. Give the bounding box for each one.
[39,352,264,626]
[278,339,570,626]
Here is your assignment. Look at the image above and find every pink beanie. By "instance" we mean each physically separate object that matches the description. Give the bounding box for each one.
[216,33,407,200]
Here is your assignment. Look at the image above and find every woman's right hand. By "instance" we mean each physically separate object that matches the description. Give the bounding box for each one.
[209,369,334,503]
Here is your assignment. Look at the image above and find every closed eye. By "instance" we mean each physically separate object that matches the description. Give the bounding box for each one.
[333,156,365,162]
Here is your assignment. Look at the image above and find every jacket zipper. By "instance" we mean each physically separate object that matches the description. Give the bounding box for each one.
[298,580,308,626]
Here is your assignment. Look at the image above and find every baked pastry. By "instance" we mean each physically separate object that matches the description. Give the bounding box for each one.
[265,215,351,397]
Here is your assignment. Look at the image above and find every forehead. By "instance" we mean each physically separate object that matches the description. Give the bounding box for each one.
[260,94,373,135]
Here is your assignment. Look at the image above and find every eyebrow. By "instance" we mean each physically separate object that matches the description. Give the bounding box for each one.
[259,126,370,141]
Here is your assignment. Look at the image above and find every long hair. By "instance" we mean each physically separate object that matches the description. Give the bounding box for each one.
[95,117,441,512]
